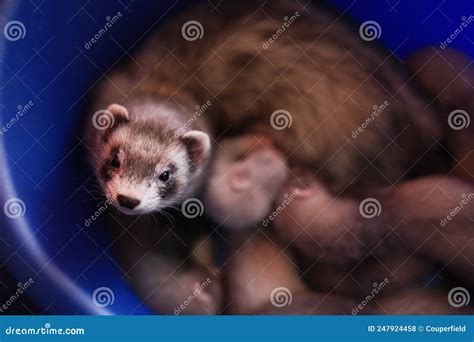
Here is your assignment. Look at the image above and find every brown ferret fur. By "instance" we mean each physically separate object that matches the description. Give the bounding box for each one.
[90,1,473,314]
[224,230,472,315]
[88,0,449,197]
[406,47,474,183]
[272,173,474,298]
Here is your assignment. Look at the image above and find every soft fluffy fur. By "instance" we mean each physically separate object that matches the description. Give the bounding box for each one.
[86,0,473,314]
[204,135,288,229]
[406,47,474,183]
[87,0,448,198]
[86,98,211,214]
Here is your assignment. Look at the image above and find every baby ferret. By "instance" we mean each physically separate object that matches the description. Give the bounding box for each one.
[204,48,474,314]
[406,47,474,184]
[205,138,441,300]
[273,174,474,290]
[224,230,357,315]
[225,229,470,315]
[264,48,474,305]
[204,134,288,230]
[203,134,467,314]
[87,0,447,215]
[214,161,473,314]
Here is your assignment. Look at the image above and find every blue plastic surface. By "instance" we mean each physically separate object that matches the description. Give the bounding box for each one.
[0,0,473,314]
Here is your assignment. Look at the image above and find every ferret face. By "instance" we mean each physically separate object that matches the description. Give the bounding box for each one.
[94,104,210,215]
[204,135,288,229]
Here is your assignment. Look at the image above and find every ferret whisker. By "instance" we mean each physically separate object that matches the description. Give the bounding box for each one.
[160,210,175,226]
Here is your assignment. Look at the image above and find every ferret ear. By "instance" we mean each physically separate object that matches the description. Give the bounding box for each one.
[107,103,129,125]
[181,130,211,168]
[99,104,129,142]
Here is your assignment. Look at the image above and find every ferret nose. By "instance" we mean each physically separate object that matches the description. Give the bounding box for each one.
[117,194,140,209]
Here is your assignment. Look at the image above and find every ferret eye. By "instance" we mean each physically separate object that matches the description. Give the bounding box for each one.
[110,154,120,168]
[158,171,170,182]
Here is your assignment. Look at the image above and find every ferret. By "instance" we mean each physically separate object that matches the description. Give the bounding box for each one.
[406,47,474,184]
[204,147,438,299]
[262,48,474,311]
[272,173,474,290]
[203,134,288,230]
[86,101,211,215]
[223,230,359,315]
[192,134,356,314]
[208,47,474,314]
[86,0,449,215]
[224,229,471,315]
[202,134,470,314]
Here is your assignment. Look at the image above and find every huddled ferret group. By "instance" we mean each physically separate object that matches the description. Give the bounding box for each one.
[85,1,474,315]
